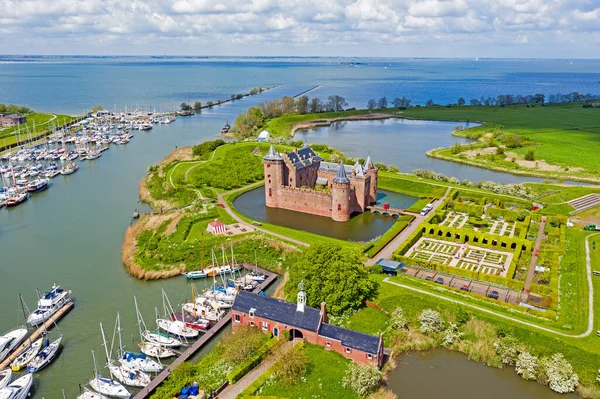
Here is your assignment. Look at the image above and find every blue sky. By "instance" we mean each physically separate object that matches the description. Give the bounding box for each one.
[1,0,598,57]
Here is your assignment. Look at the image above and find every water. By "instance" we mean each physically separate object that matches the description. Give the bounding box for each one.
[388,350,578,399]
[0,57,597,397]
[1,57,599,115]
[295,118,550,184]
[233,188,416,242]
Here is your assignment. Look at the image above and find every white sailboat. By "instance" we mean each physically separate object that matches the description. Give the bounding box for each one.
[156,289,198,340]
[101,323,150,388]
[77,386,108,399]
[88,350,130,399]
[10,336,43,371]
[133,297,177,359]
[114,313,162,373]
[26,335,63,373]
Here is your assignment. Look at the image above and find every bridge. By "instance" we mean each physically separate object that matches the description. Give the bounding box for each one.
[366,205,408,217]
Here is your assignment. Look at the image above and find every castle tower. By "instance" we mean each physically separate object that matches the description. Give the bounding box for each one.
[363,154,378,204]
[263,145,283,208]
[331,162,351,222]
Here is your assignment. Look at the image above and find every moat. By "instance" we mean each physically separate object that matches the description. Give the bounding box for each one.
[233,187,418,241]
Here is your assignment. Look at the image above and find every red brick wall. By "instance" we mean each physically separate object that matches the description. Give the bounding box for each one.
[275,186,332,218]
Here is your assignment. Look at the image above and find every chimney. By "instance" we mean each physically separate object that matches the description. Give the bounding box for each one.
[320,302,328,324]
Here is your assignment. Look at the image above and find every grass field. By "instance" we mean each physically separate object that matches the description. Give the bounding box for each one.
[256,344,359,399]
[0,113,78,148]
[378,172,447,198]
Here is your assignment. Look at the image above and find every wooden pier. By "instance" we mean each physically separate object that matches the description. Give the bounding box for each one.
[0,301,74,370]
[133,266,277,399]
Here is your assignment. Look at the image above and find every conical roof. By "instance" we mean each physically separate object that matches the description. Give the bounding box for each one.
[333,161,350,184]
[363,154,375,170]
[263,144,282,161]
[353,161,365,178]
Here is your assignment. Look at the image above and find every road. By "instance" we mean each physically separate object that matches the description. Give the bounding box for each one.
[365,187,452,266]
[524,216,546,290]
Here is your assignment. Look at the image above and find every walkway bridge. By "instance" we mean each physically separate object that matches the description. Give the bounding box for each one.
[366,205,409,218]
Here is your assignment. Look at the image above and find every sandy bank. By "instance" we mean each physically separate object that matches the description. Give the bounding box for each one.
[290,113,393,137]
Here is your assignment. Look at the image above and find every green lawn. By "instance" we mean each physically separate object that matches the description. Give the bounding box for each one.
[344,307,390,337]
[0,113,78,148]
[378,173,447,198]
[256,344,359,399]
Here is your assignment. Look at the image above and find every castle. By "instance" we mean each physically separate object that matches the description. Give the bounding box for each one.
[263,145,378,222]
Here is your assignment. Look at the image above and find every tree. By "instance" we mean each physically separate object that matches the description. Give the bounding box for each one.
[545,353,578,393]
[426,99,434,107]
[367,99,377,110]
[533,93,545,104]
[193,101,202,111]
[392,97,411,109]
[309,98,323,113]
[470,98,480,106]
[273,347,309,386]
[524,149,535,161]
[390,307,407,330]
[296,96,309,114]
[378,97,388,109]
[232,107,265,137]
[180,103,192,111]
[327,95,348,112]
[342,363,382,397]
[206,101,214,107]
[91,105,103,113]
[418,309,444,335]
[493,335,520,365]
[288,243,379,315]
[516,352,538,380]
[281,96,296,114]
[457,97,466,106]
[220,325,266,364]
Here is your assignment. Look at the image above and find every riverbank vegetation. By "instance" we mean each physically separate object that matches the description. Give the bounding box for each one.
[0,110,78,150]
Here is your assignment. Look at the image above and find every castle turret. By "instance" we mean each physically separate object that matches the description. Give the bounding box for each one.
[332,162,351,222]
[363,154,378,204]
[263,145,283,208]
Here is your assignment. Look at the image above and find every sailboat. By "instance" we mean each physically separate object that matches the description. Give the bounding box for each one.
[88,350,130,399]
[114,313,162,373]
[26,335,63,373]
[156,290,198,339]
[0,373,32,399]
[77,386,108,399]
[134,297,177,359]
[10,337,43,371]
[184,248,241,279]
[101,322,150,388]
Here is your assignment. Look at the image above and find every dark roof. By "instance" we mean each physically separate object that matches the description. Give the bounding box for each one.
[333,161,350,184]
[319,323,380,354]
[233,290,321,332]
[318,162,355,176]
[376,258,404,270]
[285,147,323,170]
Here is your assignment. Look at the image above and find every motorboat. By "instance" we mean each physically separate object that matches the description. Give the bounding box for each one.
[10,336,44,371]
[27,178,49,193]
[0,328,28,363]
[0,373,32,399]
[26,336,62,373]
[182,299,223,321]
[156,319,198,339]
[27,284,71,326]
[5,193,28,208]
[77,387,108,399]
[0,369,11,390]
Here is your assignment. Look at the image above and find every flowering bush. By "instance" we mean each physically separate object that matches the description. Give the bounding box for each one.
[342,363,382,397]
[515,351,537,380]
[418,309,444,335]
[390,307,408,330]
[493,335,520,365]
[442,323,464,346]
[545,353,578,393]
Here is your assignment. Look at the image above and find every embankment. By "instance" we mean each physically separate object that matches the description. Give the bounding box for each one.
[290,113,393,137]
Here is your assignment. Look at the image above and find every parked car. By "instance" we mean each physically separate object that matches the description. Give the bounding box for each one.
[488,290,500,300]
[435,277,444,284]
[460,284,470,291]
[425,276,433,281]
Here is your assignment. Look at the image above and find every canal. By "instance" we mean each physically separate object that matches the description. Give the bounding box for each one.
[388,350,577,399]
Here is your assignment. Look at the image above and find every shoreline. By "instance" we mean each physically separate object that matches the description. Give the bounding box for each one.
[290,113,393,137]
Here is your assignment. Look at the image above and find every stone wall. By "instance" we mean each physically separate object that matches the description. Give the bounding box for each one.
[275,186,332,218]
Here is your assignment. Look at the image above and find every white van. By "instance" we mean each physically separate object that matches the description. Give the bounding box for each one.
[420,204,434,216]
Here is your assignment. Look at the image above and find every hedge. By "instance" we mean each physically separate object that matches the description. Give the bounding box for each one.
[422,224,532,253]
[227,337,281,384]
[450,202,484,216]
[238,342,305,398]
[365,215,413,258]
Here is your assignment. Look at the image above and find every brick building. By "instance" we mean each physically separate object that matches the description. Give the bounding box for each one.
[0,114,26,127]
[263,145,378,222]
[231,285,384,367]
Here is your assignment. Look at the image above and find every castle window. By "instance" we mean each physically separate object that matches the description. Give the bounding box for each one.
[266,164,270,168]
[269,188,272,197]
[267,174,271,178]
[338,204,341,211]
[268,179,271,184]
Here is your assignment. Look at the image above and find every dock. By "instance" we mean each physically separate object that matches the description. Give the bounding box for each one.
[0,301,74,369]
[133,265,277,399]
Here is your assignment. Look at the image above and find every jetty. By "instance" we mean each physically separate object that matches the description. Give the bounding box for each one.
[0,301,74,369]
[132,265,277,399]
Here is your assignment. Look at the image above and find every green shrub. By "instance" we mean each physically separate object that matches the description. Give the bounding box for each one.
[524,149,535,161]
[227,338,280,384]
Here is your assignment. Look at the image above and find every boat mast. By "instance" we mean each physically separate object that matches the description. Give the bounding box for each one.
[117,312,124,358]
[100,322,112,367]
[134,296,145,342]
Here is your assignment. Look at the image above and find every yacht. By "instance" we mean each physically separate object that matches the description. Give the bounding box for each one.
[0,328,28,363]
[0,373,32,399]
[156,319,199,339]
[60,162,78,175]
[0,369,11,390]
[184,263,241,279]
[27,178,49,193]
[5,193,28,208]
[27,285,71,326]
